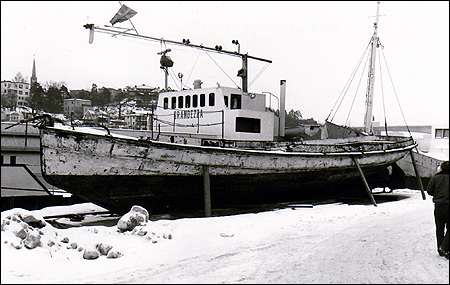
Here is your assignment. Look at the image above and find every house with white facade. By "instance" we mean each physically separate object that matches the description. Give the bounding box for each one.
[1,81,31,107]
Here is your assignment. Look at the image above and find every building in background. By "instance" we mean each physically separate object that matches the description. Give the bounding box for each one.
[1,80,30,107]
[63,98,92,119]
[82,108,110,127]
[124,110,151,130]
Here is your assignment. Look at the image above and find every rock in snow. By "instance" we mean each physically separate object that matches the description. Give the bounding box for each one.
[96,243,113,255]
[117,205,149,232]
[83,247,100,260]
[1,209,47,250]
[106,249,123,259]
[23,229,41,249]
[1,205,171,261]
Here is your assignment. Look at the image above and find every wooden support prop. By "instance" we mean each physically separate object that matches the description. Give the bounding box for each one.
[352,157,377,207]
[409,149,426,200]
[203,166,211,217]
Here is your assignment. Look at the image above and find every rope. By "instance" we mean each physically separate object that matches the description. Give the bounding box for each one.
[186,50,202,86]
[380,47,412,137]
[168,68,180,90]
[168,68,190,90]
[249,62,271,87]
[377,41,389,136]
[154,118,223,128]
[344,52,371,126]
[204,50,240,88]
[327,39,372,122]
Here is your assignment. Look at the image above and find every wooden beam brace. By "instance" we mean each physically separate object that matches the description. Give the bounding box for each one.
[352,157,377,207]
[203,166,211,217]
[409,149,426,200]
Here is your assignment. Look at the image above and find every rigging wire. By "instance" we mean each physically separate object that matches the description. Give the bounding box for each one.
[328,39,372,122]
[186,50,202,87]
[377,41,389,136]
[249,62,271,88]
[345,51,371,126]
[380,47,412,137]
[168,68,180,90]
[204,50,240,89]
[169,67,191,90]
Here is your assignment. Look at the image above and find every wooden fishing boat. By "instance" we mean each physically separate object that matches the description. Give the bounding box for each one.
[36,120,415,214]
[12,3,423,214]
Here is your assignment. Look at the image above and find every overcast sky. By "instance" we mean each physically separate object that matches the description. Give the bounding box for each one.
[1,1,448,126]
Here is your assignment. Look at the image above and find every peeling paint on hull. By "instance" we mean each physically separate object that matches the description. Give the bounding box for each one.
[39,126,416,214]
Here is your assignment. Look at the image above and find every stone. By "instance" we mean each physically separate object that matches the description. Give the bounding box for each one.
[117,214,139,231]
[117,206,149,232]
[14,227,28,240]
[130,206,149,223]
[132,226,148,236]
[106,250,123,259]
[20,214,46,228]
[96,243,112,255]
[83,247,100,260]
[24,230,41,249]
[61,237,69,243]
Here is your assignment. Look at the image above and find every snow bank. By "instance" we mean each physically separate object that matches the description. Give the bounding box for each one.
[1,189,448,284]
[1,204,174,275]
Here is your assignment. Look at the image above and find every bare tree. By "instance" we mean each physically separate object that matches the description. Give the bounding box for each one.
[42,81,67,91]
[13,71,28,83]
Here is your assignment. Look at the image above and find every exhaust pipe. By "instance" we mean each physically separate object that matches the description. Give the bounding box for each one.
[279,80,286,138]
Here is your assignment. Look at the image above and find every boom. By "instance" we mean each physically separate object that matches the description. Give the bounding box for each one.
[84,24,272,92]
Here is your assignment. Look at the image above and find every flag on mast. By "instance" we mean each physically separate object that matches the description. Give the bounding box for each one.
[110,4,137,26]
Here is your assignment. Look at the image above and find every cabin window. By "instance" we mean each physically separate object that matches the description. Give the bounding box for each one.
[231,94,242,109]
[235,117,261,133]
[209,93,215,106]
[171,97,177,109]
[178,96,184,108]
[435,128,449,138]
[163,97,169,109]
[185,95,191,108]
[193,94,198,107]
[1,155,3,165]
[200,94,205,107]
[10,156,16,165]
[224,96,229,107]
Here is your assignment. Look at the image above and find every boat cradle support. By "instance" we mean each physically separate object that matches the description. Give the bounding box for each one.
[352,157,377,207]
[203,166,212,217]
[408,149,426,200]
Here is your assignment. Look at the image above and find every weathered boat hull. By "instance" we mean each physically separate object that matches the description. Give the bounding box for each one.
[40,125,415,214]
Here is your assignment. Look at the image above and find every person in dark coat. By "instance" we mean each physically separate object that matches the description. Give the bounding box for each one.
[426,160,449,259]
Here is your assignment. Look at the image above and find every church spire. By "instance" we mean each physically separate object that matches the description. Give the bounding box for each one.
[31,55,37,87]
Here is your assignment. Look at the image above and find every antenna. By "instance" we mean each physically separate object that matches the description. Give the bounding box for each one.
[158,49,173,91]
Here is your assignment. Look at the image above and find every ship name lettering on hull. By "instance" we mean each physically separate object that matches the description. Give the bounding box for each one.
[174,109,204,120]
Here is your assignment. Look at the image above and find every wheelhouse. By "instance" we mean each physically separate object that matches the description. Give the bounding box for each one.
[155,86,280,142]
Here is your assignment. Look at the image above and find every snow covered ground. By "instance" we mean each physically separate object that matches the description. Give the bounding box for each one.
[1,189,448,284]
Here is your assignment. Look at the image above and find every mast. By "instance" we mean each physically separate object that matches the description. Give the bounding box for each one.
[364,1,380,135]
[84,24,271,92]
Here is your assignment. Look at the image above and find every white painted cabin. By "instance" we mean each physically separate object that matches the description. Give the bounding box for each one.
[153,86,282,143]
